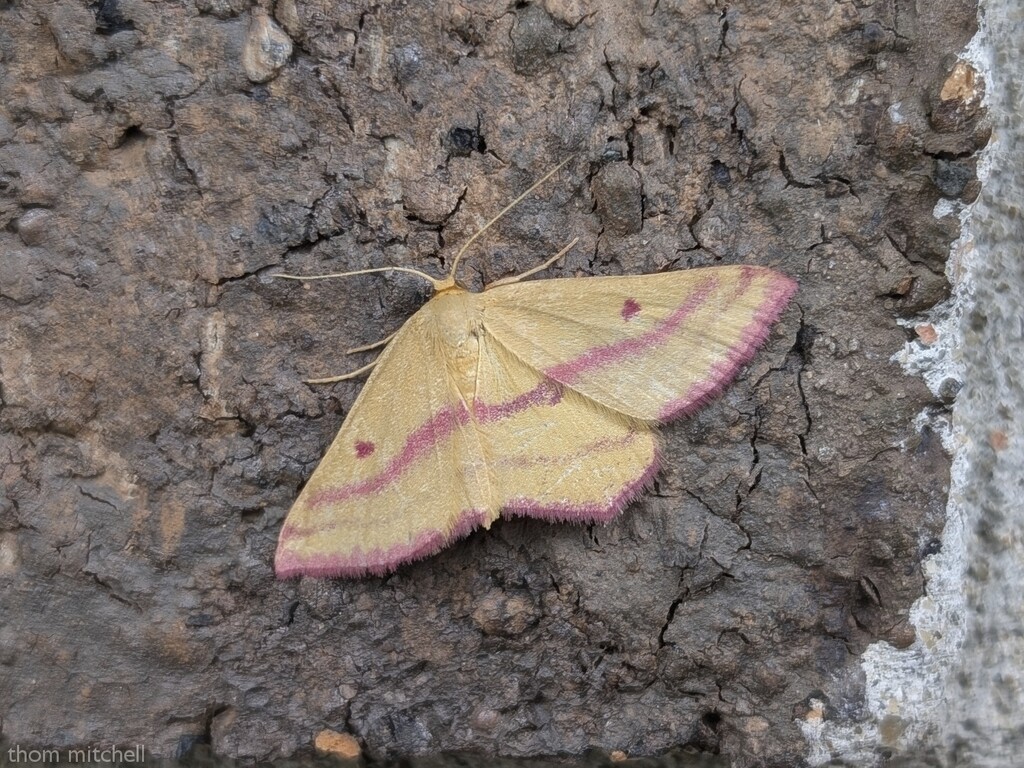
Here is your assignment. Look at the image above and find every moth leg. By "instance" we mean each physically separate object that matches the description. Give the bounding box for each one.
[304,331,397,383]
[305,358,379,384]
[486,238,579,289]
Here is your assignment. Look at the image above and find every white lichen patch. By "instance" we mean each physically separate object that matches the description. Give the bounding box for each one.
[802,12,1006,765]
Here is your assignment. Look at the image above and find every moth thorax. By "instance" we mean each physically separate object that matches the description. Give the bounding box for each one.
[431,290,482,352]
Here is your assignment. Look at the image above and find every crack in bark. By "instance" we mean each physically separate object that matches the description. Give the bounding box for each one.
[884,230,945,278]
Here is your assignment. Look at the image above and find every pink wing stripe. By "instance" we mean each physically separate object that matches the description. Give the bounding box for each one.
[308,402,471,507]
[278,448,662,576]
[276,508,489,579]
[495,431,643,470]
[306,381,567,509]
[657,273,797,421]
[543,276,719,384]
[474,379,562,422]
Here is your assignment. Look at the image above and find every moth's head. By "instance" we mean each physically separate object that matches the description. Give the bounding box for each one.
[429,273,472,296]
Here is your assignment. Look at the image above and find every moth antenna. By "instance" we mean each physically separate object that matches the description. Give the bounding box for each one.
[485,237,579,289]
[346,331,398,355]
[305,357,380,385]
[448,157,572,280]
[274,266,445,292]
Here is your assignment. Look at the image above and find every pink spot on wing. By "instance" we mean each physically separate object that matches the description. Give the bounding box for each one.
[308,403,471,507]
[304,380,568,512]
[545,277,719,385]
[621,297,641,321]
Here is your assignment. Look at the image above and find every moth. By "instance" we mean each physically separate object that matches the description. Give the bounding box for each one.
[274,165,796,578]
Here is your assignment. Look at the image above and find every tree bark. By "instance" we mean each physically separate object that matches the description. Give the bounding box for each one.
[0,1,982,765]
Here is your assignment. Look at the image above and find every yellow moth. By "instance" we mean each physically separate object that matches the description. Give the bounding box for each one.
[274,165,796,578]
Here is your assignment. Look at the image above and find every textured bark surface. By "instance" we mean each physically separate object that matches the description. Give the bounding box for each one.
[0,1,983,766]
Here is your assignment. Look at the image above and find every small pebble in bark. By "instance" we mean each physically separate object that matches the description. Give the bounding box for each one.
[591,162,644,236]
[314,729,361,760]
[14,208,53,246]
[861,21,888,53]
[242,10,293,84]
[445,126,487,157]
[915,324,938,345]
[930,60,985,132]
[934,158,977,200]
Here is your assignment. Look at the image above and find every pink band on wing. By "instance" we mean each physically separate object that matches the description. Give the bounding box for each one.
[494,431,644,470]
[309,380,567,508]
[657,273,797,421]
[544,277,719,384]
[308,402,471,507]
[474,379,562,422]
